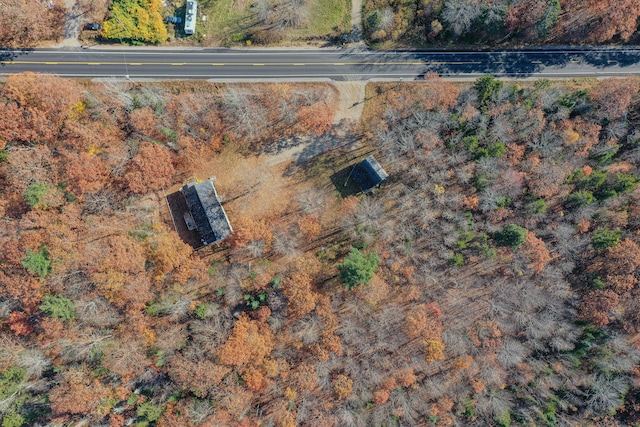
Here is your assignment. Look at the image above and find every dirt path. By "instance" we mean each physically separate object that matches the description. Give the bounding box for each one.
[265,82,366,166]
[350,0,364,43]
[54,0,81,47]
[332,81,366,124]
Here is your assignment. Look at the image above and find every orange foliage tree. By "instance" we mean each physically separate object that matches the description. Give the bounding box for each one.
[296,102,334,135]
[169,355,230,398]
[147,226,193,280]
[521,231,552,274]
[49,367,110,416]
[124,142,175,194]
[219,313,274,367]
[63,152,110,196]
[0,73,83,145]
[579,289,620,327]
[590,78,639,120]
[282,272,318,318]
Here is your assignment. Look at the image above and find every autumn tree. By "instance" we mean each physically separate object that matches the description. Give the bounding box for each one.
[332,374,353,400]
[282,272,318,318]
[0,73,83,145]
[63,152,110,196]
[219,313,274,367]
[590,78,638,121]
[102,0,167,44]
[124,142,175,194]
[579,289,619,327]
[521,231,552,274]
[49,366,110,416]
[0,0,65,47]
[147,226,193,280]
[169,355,230,398]
[296,102,334,135]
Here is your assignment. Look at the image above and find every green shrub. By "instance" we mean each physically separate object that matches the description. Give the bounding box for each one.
[613,173,639,194]
[495,410,511,427]
[592,228,623,250]
[474,75,503,108]
[102,0,167,44]
[474,147,490,159]
[472,233,497,260]
[2,412,25,427]
[463,396,475,419]
[488,141,506,157]
[584,170,607,190]
[566,190,595,208]
[493,224,527,249]
[39,294,75,322]
[23,182,49,209]
[536,0,560,37]
[364,10,381,34]
[336,247,380,290]
[160,127,176,140]
[194,303,209,320]
[592,144,620,165]
[449,253,464,266]
[244,291,268,310]
[21,246,52,280]
[462,135,479,152]
[589,275,607,290]
[472,173,489,192]
[0,149,8,163]
[0,366,26,399]
[525,198,547,215]
[136,402,165,424]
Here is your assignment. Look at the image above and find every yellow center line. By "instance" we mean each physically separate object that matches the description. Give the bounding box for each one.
[6,60,486,66]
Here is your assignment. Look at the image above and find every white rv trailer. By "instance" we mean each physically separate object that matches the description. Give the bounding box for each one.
[184,0,198,35]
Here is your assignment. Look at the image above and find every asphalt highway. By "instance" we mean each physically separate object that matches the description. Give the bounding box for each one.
[1,47,640,80]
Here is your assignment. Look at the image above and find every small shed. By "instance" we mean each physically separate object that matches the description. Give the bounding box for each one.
[352,155,389,194]
[181,179,232,246]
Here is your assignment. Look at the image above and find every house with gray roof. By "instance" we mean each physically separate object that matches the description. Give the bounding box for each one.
[352,155,389,194]
[181,179,232,246]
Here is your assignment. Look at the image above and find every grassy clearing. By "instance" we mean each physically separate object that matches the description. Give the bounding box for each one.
[199,0,255,45]
[288,0,351,40]
[165,0,350,46]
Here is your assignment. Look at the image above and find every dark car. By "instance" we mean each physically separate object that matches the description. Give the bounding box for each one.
[85,23,101,31]
[164,16,182,24]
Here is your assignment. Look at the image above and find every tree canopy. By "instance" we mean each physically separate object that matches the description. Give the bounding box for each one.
[336,247,380,290]
[102,0,167,44]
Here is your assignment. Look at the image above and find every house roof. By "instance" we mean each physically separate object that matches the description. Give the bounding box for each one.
[181,180,233,246]
[352,155,389,193]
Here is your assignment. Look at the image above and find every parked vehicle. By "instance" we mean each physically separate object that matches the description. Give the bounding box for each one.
[165,16,182,24]
[85,23,102,31]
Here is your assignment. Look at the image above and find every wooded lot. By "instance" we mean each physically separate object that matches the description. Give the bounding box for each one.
[2,73,640,426]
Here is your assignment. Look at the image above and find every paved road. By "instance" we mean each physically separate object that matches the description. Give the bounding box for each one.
[2,47,640,80]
